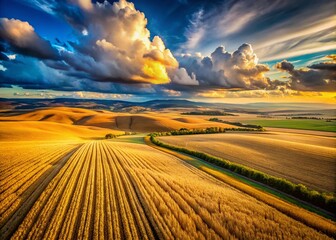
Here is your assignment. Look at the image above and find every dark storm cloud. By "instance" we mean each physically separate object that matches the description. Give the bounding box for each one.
[308,63,336,71]
[1,0,334,99]
[0,18,59,60]
[275,57,336,91]
[42,59,71,71]
[0,54,160,96]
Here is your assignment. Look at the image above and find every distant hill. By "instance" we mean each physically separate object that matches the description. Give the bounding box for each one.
[0,106,236,133]
[0,98,334,114]
[0,98,213,111]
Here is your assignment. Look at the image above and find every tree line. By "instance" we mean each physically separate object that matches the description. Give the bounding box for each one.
[209,118,264,130]
[182,111,236,116]
[151,126,263,137]
[149,134,335,214]
[105,131,136,139]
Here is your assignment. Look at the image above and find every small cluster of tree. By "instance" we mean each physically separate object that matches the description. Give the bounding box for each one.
[105,133,117,139]
[124,131,137,135]
[182,111,236,116]
[276,113,323,117]
[289,117,336,121]
[149,135,336,213]
[209,118,264,130]
[105,131,137,139]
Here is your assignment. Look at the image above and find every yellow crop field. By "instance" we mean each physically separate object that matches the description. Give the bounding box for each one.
[158,131,336,193]
[0,107,236,133]
[0,140,332,239]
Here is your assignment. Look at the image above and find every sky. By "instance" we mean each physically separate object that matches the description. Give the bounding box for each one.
[0,0,335,103]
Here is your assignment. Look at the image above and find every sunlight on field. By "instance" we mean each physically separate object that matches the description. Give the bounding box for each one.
[0,107,237,133]
[0,140,331,239]
[158,132,336,193]
[243,119,336,132]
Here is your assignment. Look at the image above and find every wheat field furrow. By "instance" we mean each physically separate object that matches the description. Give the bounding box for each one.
[101,143,123,239]
[137,172,184,239]
[112,144,253,239]
[146,171,223,239]
[134,166,202,239]
[109,145,159,235]
[6,146,83,240]
[115,142,194,240]
[1,140,333,240]
[110,146,173,239]
[150,172,224,238]
[58,142,94,239]
[108,145,159,239]
[42,143,91,240]
[113,142,331,239]
[106,148,147,238]
[71,142,95,239]
[94,141,106,239]
[0,146,74,193]
[81,142,98,240]
[0,143,73,178]
[99,142,115,239]
[0,145,82,240]
[114,149,206,239]
[0,146,76,219]
[0,143,77,184]
[105,144,132,239]
[76,143,97,239]
[113,145,225,239]
[0,150,59,221]
[111,144,190,239]
[106,145,141,239]
[26,143,89,239]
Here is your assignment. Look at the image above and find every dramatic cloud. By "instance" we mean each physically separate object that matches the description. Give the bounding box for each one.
[196,88,325,100]
[182,0,290,52]
[0,54,158,96]
[168,67,198,85]
[308,55,336,71]
[50,0,181,84]
[181,0,335,62]
[0,0,334,100]
[253,6,336,61]
[179,43,275,90]
[0,0,197,87]
[0,18,59,59]
[275,55,336,91]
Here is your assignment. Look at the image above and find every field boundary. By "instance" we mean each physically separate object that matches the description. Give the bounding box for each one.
[145,136,336,238]
[148,134,335,214]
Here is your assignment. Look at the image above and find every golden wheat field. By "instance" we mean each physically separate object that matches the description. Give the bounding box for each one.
[158,131,336,193]
[0,107,236,133]
[0,139,333,240]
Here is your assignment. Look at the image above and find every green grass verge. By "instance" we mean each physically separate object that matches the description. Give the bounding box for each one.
[242,119,336,132]
[107,134,146,144]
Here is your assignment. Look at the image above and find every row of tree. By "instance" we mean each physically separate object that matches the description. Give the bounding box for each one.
[209,118,264,130]
[105,131,137,139]
[182,111,236,116]
[151,126,262,137]
[149,135,335,213]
